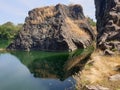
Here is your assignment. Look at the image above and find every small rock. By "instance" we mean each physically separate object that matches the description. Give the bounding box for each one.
[85,85,109,90]
[109,74,120,81]
[104,49,115,56]
[113,65,120,71]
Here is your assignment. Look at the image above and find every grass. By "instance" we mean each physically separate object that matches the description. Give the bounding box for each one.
[73,50,120,89]
[30,6,57,24]
[65,17,90,38]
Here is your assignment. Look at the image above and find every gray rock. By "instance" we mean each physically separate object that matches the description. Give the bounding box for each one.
[113,65,120,71]
[85,85,109,90]
[109,74,120,81]
[95,0,120,53]
[104,49,115,56]
[7,4,95,51]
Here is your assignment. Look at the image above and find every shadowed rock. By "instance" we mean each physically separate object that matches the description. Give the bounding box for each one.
[95,0,120,53]
[7,4,95,51]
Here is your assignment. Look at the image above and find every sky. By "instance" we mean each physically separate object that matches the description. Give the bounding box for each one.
[0,0,95,24]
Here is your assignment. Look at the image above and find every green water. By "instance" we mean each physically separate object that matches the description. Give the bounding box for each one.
[0,39,11,48]
[0,48,87,90]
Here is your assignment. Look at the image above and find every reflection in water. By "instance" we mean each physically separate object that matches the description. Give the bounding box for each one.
[11,51,71,80]
[10,49,86,80]
[64,47,94,75]
[0,54,75,90]
[0,47,93,90]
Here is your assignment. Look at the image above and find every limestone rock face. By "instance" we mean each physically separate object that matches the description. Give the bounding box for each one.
[8,4,95,51]
[95,0,120,52]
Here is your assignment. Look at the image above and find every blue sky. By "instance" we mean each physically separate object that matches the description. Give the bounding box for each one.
[0,0,95,24]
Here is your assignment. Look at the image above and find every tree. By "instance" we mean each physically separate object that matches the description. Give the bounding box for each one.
[0,22,23,40]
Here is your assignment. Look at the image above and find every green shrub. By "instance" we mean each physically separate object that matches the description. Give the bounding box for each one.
[0,22,23,40]
[87,17,96,26]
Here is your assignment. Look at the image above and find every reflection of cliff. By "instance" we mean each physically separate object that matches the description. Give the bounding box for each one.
[10,47,93,80]
[28,53,69,80]
[10,51,70,80]
[64,47,94,77]
[0,53,76,90]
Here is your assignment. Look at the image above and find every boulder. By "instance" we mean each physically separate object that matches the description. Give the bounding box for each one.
[104,49,115,56]
[7,4,95,51]
[85,85,109,90]
[109,74,120,81]
[113,65,120,71]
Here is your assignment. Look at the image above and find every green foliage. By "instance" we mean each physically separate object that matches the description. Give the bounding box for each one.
[0,22,23,40]
[0,39,11,48]
[87,17,96,26]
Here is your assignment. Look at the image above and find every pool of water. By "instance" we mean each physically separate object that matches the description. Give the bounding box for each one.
[0,49,87,90]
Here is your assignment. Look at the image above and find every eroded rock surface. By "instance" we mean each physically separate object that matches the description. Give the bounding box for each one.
[8,4,95,51]
[95,0,120,53]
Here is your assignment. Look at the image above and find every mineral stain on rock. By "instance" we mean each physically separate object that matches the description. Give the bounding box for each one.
[7,4,95,51]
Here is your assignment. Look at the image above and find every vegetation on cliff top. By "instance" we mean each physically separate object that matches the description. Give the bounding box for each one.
[87,17,96,27]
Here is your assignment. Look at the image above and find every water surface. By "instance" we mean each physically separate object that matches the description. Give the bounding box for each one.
[0,50,85,90]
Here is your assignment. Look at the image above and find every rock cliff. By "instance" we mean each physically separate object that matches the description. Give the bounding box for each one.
[8,4,95,51]
[95,0,120,53]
